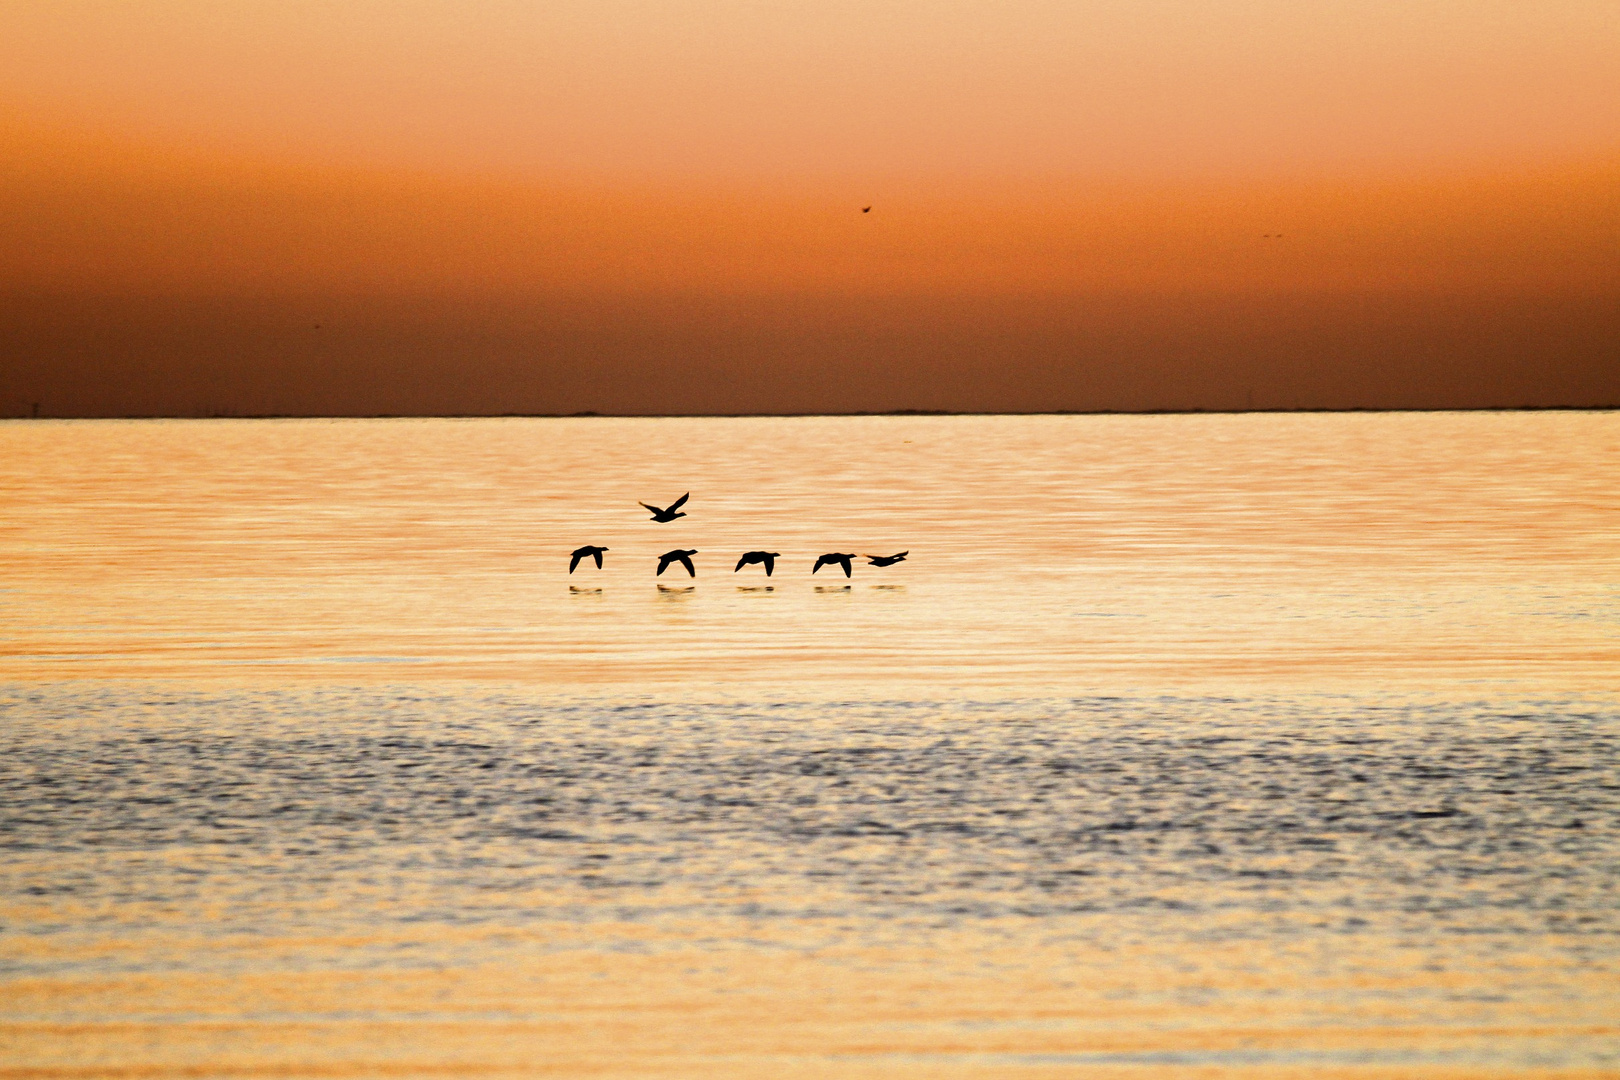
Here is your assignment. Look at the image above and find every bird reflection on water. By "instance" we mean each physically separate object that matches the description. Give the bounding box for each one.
[815,585,852,593]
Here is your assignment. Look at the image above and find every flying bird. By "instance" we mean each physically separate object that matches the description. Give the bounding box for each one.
[640,492,690,522]
[569,545,608,573]
[734,551,779,576]
[866,551,908,567]
[812,553,857,578]
[862,206,871,213]
[657,549,698,577]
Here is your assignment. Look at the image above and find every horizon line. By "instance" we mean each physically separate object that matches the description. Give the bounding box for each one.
[4,405,1616,422]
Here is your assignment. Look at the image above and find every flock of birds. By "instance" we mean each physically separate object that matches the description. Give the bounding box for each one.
[569,493,908,579]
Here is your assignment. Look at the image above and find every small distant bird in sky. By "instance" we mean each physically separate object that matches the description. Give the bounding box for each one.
[569,545,608,573]
[657,549,698,577]
[866,551,908,567]
[812,553,857,578]
[862,206,871,213]
[640,492,690,522]
[735,551,779,576]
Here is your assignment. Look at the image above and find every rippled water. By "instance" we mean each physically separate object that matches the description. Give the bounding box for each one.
[1,413,1617,1076]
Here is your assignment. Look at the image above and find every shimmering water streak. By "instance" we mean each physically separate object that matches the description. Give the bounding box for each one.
[0,412,1616,691]
[1,684,1616,1074]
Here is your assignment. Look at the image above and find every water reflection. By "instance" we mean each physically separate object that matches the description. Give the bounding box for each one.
[0,413,1614,691]
[1,685,1615,1074]
[1,413,1618,1077]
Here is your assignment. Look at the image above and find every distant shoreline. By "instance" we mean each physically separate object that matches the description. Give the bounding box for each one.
[3,405,1616,421]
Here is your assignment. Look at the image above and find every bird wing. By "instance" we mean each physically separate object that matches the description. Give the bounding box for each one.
[677,554,695,576]
[669,492,690,511]
[592,549,604,569]
[838,556,851,577]
[639,501,660,513]
[762,554,775,575]
[569,552,582,573]
[812,555,828,573]
[656,554,672,575]
[734,555,749,572]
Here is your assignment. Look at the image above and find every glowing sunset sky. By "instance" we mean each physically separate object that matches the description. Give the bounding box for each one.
[2,1,1616,415]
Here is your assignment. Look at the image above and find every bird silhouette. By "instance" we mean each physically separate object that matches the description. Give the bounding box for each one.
[734,551,779,576]
[812,553,856,578]
[866,551,908,567]
[657,549,698,577]
[569,545,608,573]
[862,205,872,213]
[640,492,690,522]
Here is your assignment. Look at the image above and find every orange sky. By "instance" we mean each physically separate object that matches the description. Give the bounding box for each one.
[2,2,1617,414]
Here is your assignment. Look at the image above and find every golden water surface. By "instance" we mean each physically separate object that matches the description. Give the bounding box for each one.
[1,413,1617,1077]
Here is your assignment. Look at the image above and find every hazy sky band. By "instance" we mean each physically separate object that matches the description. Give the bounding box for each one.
[2,2,1616,414]
[5,1,1618,182]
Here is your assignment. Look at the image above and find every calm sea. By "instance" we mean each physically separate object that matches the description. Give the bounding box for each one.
[1,413,1616,1077]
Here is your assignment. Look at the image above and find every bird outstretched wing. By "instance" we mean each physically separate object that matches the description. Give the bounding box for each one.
[591,549,604,569]
[676,554,695,577]
[835,556,851,577]
[669,492,690,511]
[761,554,775,576]
[639,501,659,513]
[812,555,829,574]
[734,554,749,572]
[569,552,583,573]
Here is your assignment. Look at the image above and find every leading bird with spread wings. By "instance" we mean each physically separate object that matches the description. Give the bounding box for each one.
[640,493,690,522]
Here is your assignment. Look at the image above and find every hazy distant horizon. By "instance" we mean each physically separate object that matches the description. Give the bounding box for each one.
[7,288,1617,418]
[8,407,1619,421]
